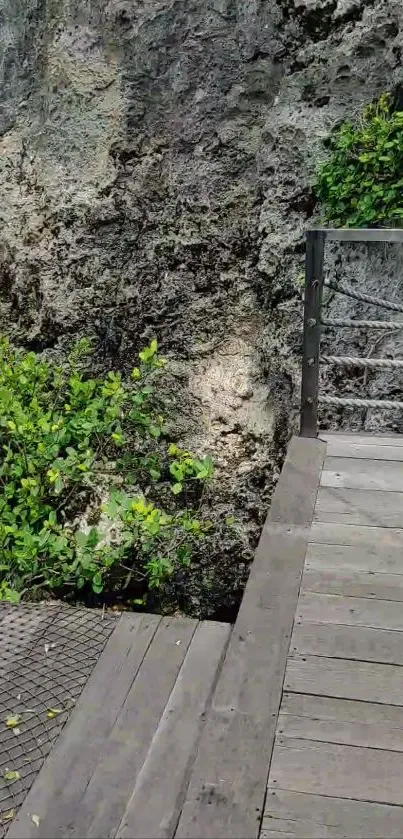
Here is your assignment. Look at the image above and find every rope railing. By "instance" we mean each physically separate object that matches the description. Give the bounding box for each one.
[300,228,403,437]
[319,395,403,410]
[324,279,403,313]
[322,318,403,329]
[321,355,403,370]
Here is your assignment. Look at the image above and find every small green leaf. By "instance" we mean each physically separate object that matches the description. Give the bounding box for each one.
[3,770,20,782]
[46,708,63,719]
[1,809,16,823]
[171,483,183,495]
[92,572,103,594]
[5,715,22,729]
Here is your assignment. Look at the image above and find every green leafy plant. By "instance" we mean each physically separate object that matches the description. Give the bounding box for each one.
[316,93,403,227]
[0,336,215,605]
[167,444,213,495]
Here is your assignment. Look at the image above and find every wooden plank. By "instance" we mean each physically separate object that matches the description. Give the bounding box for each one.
[268,737,403,805]
[292,621,403,665]
[323,440,403,461]
[315,487,403,527]
[310,522,403,550]
[263,789,403,838]
[306,541,403,573]
[261,821,324,839]
[175,437,326,839]
[278,715,403,753]
[285,654,403,705]
[278,694,403,751]
[321,456,403,492]
[302,565,403,601]
[76,617,197,839]
[320,432,403,446]
[7,613,162,839]
[297,591,403,631]
[282,691,403,728]
[117,621,231,839]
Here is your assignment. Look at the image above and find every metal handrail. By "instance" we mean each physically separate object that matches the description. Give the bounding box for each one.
[300,228,403,438]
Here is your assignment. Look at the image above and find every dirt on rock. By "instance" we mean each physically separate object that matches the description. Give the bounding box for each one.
[0,0,402,616]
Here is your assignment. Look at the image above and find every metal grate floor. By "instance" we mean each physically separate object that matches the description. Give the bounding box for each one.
[0,603,118,834]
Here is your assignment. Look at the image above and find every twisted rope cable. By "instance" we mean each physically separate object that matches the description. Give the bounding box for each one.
[319,395,403,409]
[321,355,403,370]
[324,280,403,313]
[322,318,403,329]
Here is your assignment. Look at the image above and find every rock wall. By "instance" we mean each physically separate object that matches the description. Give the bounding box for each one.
[0,0,402,545]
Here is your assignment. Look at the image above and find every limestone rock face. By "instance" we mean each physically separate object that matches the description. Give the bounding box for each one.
[0,0,402,542]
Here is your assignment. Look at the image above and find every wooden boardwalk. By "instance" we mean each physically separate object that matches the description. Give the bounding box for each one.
[263,432,403,839]
[6,616,231,839]
[6,431,403,838]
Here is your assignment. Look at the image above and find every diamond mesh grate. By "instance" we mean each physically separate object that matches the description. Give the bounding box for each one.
[0,604,118,834]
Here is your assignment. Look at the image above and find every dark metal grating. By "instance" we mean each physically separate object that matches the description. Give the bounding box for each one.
[0,604,118,834]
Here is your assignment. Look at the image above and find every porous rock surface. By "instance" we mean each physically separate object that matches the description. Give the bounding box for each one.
[0,0,402,612]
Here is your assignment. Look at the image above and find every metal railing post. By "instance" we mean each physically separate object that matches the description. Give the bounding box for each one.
[300,230,325,437]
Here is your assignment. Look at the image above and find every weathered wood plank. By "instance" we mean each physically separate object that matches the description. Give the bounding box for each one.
[302,565,403,600]
[320,432,403,447]
[263,789,403,838]
[175,437,326,839]
[78,617,197,839]
[297,591,403,631]
[292,621,403,665]
[278,694,403,751]
[268,738,403,805]
[321,457,403,492]
[7,613,162,839]
[281,692,403,728]
[309,522,403,550]
[261,821,325,839]
[116,621,231,839]
[306,541,403,573]
[278,714,403,752]
[315,487,403,528]
[323,440,403,461]
[285,654,403,705]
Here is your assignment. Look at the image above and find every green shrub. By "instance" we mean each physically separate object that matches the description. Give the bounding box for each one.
[316,93,403,227]
[0,336,214,605]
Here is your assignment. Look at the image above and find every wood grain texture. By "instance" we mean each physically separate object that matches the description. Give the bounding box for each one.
[279,693,403,753]
[285,654,403,705]
[77,617,197,839]
[292,621,403,664]
[263,789,403,838]
[319,432,403,447]
[306,541,403,573]
[321,456,403,492]
[322,440,403,461]
[315,487,403,527]
[302,565,403,600]
[309,522,403,550]
[176,437,326,839]
[278,706,403,752]
[117,621,231,839]
[268,737,403,805]
[297,590,403,631]
[281,692,403,730]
